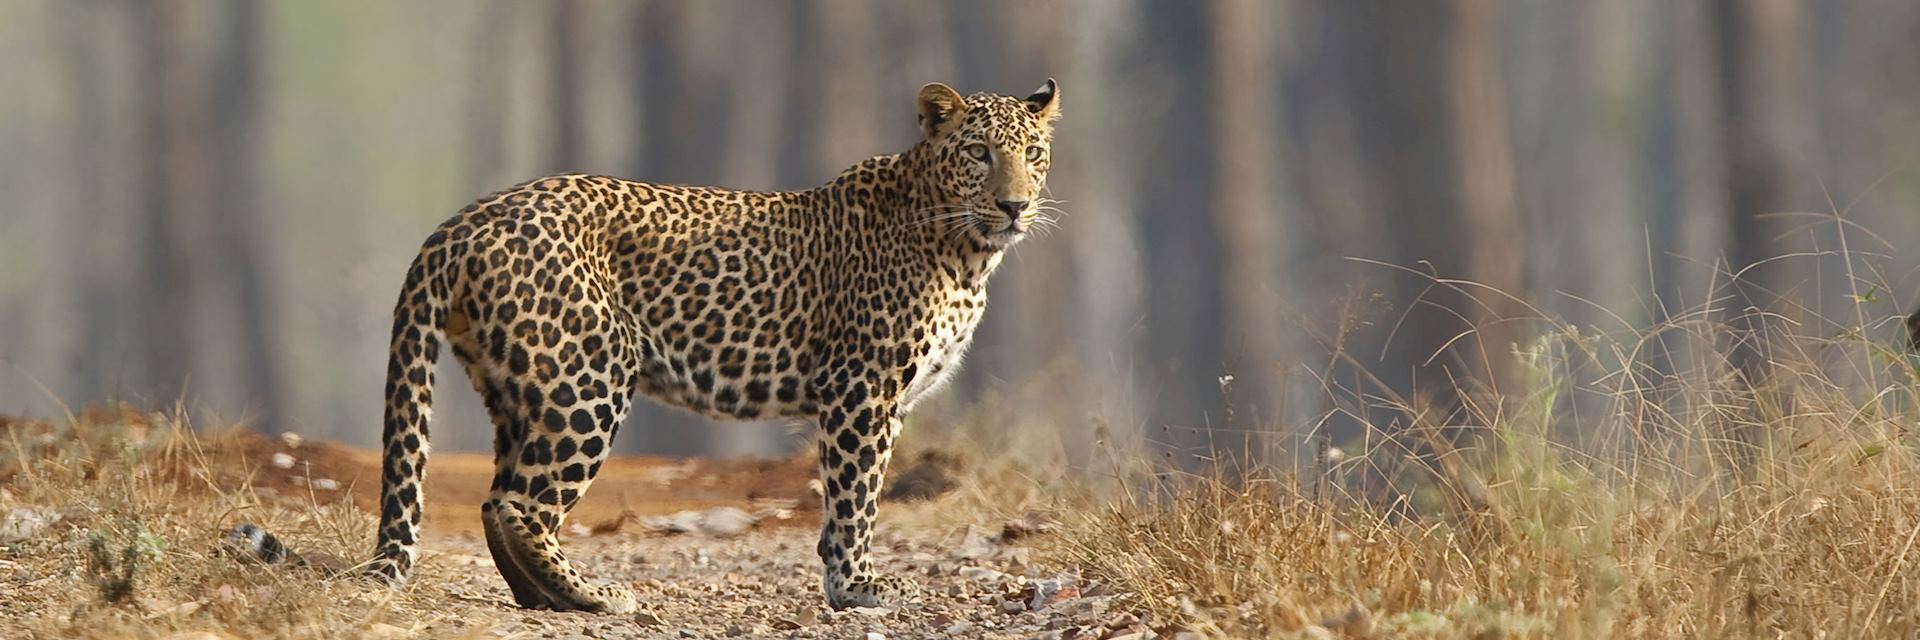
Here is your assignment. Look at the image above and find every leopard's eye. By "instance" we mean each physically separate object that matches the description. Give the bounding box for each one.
[1025,146,1044,162]
[964,143,990,163]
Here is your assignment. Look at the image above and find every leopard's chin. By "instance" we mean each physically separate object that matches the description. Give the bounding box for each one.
[974,219,1026,249]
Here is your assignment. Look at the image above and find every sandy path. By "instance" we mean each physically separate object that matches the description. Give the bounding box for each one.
[401,519,1128,639]
[247,436,1137,639]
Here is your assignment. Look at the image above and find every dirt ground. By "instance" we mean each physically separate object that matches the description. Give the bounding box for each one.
[0,412,1154,640]
[270,435,1135,638]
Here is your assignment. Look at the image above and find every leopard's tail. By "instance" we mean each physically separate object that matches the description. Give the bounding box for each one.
[368,241,455,583]
[224,523,293,565]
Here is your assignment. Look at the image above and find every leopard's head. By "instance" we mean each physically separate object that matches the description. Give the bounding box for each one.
[914,79,1061,249]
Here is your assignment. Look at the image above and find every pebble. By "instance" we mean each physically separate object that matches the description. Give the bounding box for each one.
[959,566,1008,582]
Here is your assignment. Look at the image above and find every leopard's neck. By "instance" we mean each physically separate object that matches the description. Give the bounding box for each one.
[813,149,1007,288]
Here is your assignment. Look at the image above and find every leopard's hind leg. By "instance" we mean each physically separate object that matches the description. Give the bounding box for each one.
[463,281,639,612]
[478,381,635,613]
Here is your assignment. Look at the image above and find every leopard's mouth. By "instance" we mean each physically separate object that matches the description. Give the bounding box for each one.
[976,216,1025,244]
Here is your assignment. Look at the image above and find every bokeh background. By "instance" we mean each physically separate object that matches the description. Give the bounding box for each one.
[2,0,1917,459]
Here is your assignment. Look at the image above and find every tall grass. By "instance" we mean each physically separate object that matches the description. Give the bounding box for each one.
[1050,262,1920,637]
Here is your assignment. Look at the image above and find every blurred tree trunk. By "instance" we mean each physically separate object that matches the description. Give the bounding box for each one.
[1448,0,1525,389]
[1644,2,1686,347]
[208,0,285,430]
[1711,0,1813,381]
[1640,2,1730,381]
[1056,0,1148,465]
[134,0,202,406]
[807,0,880,177]
[464,0,514,191]
[548,0,585,169]
[1133,0,1227,453]
[718,2,793,190]
[1206,0,1299,449]
[58,5,129,398]
[1323,1,1466,407]
[132,0,285,428]
[633,1,726,185]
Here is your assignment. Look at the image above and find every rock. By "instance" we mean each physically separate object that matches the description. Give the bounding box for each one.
[697,507,758,537]
[995,545,1033,568]
[640,507,761,538]
[270,453,296,469]
[1320,601,1372,638]
[955,525,997,561]
[882,450,962,502]
[865,633,887,640]
[944,621,975,635]
[1002,511,1057,541]
[633,610,665,627]
[960,566,1008,583]
[1029,580,1080,610]
[311,478,340,491]
[0,508,59,542]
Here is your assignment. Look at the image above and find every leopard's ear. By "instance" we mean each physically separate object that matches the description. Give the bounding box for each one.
[917,82,967,140]
[1024,78,1059,124]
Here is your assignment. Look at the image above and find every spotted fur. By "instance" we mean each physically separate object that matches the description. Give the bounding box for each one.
[360,79,1062,612]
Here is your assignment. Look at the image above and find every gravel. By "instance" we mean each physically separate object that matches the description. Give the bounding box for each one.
[413,512,1140,639]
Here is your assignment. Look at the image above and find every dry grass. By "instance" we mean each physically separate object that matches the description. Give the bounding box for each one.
[1045,282,1920,637]
[0,405,491,639]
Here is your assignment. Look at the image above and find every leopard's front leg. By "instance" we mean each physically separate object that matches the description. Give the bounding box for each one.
[815,384,915,609]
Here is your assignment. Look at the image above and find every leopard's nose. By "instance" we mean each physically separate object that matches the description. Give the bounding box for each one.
[995,200,1028,218]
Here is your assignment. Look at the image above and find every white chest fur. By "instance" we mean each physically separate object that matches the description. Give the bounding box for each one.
[901,331,973,411]
[900,254,999,411]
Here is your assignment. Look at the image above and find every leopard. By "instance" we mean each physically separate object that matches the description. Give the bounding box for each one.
[285,79,1063,614]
